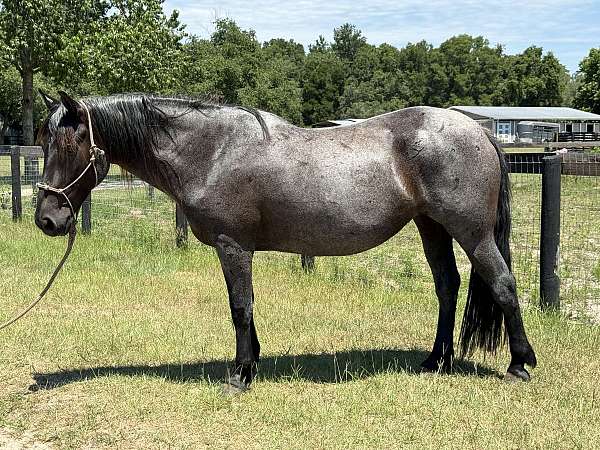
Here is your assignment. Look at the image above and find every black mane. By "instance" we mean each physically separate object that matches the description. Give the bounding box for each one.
[82,93,270,158]
[47,93,270,189]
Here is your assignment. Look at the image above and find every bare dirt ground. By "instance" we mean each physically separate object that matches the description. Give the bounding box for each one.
[0,428,53,450]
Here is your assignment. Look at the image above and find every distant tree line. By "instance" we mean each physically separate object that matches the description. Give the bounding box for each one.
[1,0,599,145]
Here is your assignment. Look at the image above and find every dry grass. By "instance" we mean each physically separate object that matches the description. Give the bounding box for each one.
[0,216,599,449]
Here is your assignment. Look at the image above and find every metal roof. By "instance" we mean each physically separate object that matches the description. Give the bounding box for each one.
[450,106,600,121]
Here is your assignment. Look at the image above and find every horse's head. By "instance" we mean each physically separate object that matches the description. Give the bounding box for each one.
[35,91,110,236]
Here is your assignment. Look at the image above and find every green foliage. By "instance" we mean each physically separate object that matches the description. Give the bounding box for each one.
[302,49,345,124]
[562,73,581,107]
[331,23,367,61]
[0,0,107,73]
[237,57,303,125]
[337,44,408,118]
[434,35,504,106]
[0,65,21,133]
[58,0,185,94]
[499,47,568,107]
[0,0,184,141]
[178,21,304,124]
[0,9,585,131]
[574,48,600,114]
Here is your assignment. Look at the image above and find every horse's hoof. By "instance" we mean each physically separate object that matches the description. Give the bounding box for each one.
[221,374,250,395]
[504,366,530,382]
[221,382,247,396]
[421,356,452,374]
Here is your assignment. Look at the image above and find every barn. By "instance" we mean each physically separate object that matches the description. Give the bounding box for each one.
[449,106,600,144]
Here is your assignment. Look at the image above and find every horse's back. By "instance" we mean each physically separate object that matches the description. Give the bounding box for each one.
[188,106,500,255]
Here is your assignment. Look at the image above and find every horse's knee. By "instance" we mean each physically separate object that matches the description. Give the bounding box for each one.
[491,272,518,311]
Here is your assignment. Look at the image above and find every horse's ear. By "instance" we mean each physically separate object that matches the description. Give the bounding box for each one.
[58,91,82,117]
[38,89,58,110]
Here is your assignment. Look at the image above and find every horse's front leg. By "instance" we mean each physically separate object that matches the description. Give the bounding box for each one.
[215,234,259,392]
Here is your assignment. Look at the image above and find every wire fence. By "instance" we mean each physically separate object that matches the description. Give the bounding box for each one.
[90,166,176,248]
[509,171,543,303]
[558,154,600,321]
[1,149,599,322]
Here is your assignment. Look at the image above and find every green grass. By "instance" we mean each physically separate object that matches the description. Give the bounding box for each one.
[0,215,599,449]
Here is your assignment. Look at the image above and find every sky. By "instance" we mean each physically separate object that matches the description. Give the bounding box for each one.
[164,0,600,74]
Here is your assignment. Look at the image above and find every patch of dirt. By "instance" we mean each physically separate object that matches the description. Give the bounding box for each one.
[588,303,600,324]
[0,428,53,450]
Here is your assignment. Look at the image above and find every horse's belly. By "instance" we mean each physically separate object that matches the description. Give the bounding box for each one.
[256,193,414,255]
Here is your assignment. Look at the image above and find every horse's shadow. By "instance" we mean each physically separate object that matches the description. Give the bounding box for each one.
[29,348,499,391]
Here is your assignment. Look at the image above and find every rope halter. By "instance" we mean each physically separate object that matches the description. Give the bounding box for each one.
[36,102,103,222]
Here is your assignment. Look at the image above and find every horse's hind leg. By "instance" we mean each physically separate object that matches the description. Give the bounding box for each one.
[215,234,260,392]
[415,215,461,372]
[465,236,537,380]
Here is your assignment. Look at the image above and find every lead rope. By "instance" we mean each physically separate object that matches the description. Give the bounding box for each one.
[0,225,76,331]
[1,102,98,331]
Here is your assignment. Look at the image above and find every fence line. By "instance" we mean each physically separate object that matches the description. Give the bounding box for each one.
[1,145,599,318]
[1,145,188,247]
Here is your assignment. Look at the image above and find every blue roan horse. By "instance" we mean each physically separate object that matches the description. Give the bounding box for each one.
[35,91,536,392]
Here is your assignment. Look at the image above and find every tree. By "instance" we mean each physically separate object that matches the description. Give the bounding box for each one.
[262,38,305,80]
[208,19,262,103]
[0,0,107,144]
[337,44,408,118]
[0,0,185,145]
[179,21,304,123]
[0,65,21,142]
[238,39,304,124]
[238,57,303,124]
[574,48,600,114]
[309,35,329,53]
[302,49,345,125]
[179,36,224,98]
[499,47,568,107]
[331,23,367,61]
[396,41,435,106]
[61,0,185,95]
[435,35,504,106]
[562,73,581,107]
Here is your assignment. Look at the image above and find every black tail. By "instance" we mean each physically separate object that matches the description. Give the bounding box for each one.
[459,132,511,357]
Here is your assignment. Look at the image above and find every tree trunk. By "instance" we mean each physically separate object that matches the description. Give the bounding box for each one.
[0,120,7,145]
[20,48,39,181]
[20,48,34,146]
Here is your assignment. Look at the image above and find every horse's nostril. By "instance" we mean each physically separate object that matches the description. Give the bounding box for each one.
[42,216,57,233]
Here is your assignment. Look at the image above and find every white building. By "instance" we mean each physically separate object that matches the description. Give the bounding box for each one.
[449,106,600,144]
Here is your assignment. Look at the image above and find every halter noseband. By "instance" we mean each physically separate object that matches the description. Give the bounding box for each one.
[36,102,104,222]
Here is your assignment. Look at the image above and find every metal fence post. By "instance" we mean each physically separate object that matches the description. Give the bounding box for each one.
[10,146,22,221]
[81,193,92,234]
[175,203,188,247]
[540,155,561,310]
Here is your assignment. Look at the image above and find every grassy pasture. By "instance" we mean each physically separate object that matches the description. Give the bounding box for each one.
[0,178,599,448]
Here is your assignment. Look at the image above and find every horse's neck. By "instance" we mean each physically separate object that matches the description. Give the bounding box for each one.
[113,150,177,198]
[97,103,261,200]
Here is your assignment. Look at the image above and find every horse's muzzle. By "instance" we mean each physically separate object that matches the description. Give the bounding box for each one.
[36,215,72,236]
[35,206,73,237]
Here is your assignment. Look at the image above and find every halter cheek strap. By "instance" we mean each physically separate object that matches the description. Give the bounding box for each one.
[36,102,103,222]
